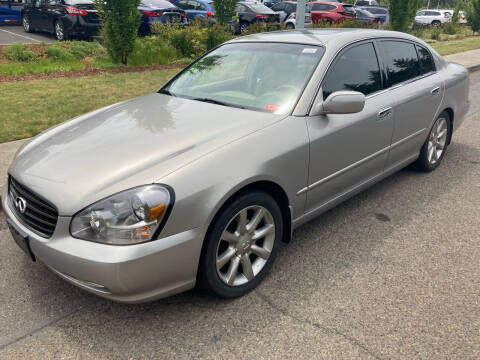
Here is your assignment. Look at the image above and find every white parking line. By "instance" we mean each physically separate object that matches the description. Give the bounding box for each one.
[0,28,41,43]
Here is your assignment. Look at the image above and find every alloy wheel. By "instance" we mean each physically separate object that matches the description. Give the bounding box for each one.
[216,205,275,286]
[427,117,448,164]
[23,16,30,32]
[55,22,64,40]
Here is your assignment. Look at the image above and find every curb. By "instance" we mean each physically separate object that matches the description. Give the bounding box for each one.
[467,64,480,73]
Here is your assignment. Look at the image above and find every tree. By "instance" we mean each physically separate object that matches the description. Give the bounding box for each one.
[94,0,141,65]
[389,0,421,32]
[466,0,480,32]
[213,0,237,25]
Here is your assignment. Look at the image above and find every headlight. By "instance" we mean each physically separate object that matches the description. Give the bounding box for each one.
[70,185,173,245]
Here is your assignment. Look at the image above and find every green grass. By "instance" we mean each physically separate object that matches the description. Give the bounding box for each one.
[430,36,480,56]
[0,68,179,143]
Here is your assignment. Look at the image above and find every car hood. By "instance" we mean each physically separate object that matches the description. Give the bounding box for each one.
[9,93,284,215]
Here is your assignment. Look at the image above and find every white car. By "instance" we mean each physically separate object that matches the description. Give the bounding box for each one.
[458,10,467,24]
[284,11,311,29]
[354,0,379,6]
[415,9,453,26]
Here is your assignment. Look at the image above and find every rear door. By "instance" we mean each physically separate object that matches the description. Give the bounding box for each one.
[305,41,395,212]
[44,0,61,33]
[379,40,443,169]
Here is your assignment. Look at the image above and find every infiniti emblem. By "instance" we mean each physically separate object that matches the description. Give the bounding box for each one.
[15,196,27,214]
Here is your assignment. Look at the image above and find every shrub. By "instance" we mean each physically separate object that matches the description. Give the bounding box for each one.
[57,41,104,59]
[46,46,74,60]
[205,24,234,50]
[127,37,178,65]
[409,24,425,38]
[466,0,480,32]
[389,0,420,32]
[311,19,376,29]
[4,43,36,62]
[431,26,442,40]
[213,0,237,25]
[442,22,459,35]
[93,0,141,64]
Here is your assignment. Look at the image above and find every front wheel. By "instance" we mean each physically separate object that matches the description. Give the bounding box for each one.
[240,22,249,33]
[414,112,451,172]
[199,191,283,298]
[285,23,295,29]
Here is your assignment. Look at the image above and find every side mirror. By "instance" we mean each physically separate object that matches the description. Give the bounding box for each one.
[312,91,365,116]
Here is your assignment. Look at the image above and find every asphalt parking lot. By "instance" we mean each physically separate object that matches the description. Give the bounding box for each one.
[0,72,479,359]
[0,25,56,45]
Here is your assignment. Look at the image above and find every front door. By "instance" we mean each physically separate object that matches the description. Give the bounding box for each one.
[305,41,395,213]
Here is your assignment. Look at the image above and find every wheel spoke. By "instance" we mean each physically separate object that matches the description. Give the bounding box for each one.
[252,224,274,241]
[217,247,235,269]
[236,209,248,234]
[250,244,271,260]
[246,207,265,232]
[225,256,240,285]
[221,230,238,244]
[437,129,447,140]
[241,254,254,281]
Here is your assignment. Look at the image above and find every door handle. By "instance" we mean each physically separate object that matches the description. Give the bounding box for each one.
[431,86,440,95]
[377,107,392,119]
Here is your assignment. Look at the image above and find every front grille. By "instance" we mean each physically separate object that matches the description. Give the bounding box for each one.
[8,176,58,238]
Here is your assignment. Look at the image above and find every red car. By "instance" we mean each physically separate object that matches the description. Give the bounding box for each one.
[308,1,356,24]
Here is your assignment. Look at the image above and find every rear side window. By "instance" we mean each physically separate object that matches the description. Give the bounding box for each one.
[322,42,382,99]
[382,41,420,87]
[342,5,355,13]
[416,45,435,74]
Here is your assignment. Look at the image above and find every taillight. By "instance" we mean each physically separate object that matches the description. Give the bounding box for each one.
[255,14,269,19]
[206,10,215,18]
[370,17,376,22]
[183,11,187,18]
[142,10,163,17]
[293,13,296,19]
[65,7,87,16]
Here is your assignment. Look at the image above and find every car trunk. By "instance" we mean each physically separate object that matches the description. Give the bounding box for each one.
[75,3,99,23]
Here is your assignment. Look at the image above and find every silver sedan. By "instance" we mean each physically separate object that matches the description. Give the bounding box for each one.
[2,29,469,303]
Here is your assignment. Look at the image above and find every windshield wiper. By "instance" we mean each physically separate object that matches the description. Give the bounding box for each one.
[158,89,175,96]
[190,97,246,109]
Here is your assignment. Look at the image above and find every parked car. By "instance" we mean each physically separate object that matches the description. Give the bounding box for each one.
[21,0,100,40]
[414,9,453,26]
[284,11,312,29]
[458,10,467,24]
[354,0,378,6]
[354,8,381,24]
[3,29,470,303]
[308,1,355,23]
[139,0,187,35]
[0,0,22,25]
[235,1,279,34]
[359,5,388,23]
[172,0,215,22]
[270,1,298,22]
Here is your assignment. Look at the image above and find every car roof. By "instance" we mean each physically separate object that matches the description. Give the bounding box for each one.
[229,29,422,48]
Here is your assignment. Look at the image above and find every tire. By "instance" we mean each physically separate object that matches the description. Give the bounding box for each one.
[54,20,67,41]
[414,111,451,172]
[286,23,295,29]
[22,15,33,33]
[198,191,283,298]
[240,21,249,33]
[432,20,441,27]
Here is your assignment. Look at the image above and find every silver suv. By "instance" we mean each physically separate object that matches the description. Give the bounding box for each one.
[415,9,453,26]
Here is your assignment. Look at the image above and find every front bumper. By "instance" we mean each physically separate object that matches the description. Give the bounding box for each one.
[2,185,206,303]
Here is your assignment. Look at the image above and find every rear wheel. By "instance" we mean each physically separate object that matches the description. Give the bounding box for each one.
[432,20,441,27]
[54,20,67,41]
[414,112,451,172]
[22,15,33,33]
[285,23,295,29]
[240,21,249,33]
[199,191,283,298]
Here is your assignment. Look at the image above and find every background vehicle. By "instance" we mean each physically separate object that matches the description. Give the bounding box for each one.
[358,5,388,23]
[415,9,453,26]
[354,0,378,6]
[308,1,355,24]
[235,1,279,34]
[284,11,312,29]
[0,0,22,24]
[458,10,467,24]
[139,0,187,35]
[270,1,298,22]
[21,0,99,40]
[354,8,381,24]
[172,0,215,22]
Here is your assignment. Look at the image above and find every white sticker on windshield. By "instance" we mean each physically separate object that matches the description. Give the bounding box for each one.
[302,48,317,54]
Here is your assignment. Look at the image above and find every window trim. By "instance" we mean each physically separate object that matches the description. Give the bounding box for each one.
[319,40,385,101]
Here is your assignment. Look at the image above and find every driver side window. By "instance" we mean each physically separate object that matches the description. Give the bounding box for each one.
[322,42,382,99]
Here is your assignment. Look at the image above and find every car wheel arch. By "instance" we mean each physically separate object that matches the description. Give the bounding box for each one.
[442,107,454,144]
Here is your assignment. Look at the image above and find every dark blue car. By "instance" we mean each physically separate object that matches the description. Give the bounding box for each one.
[172,0,215,22]
[358,5,388,23]
[138,0,188,35]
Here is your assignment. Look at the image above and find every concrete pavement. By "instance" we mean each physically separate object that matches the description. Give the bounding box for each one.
[0,25,56,45]
[0,60,479,359]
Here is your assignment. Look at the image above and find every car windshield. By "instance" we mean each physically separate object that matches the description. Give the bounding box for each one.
[161,42,324,114]
[140,0,175,8]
